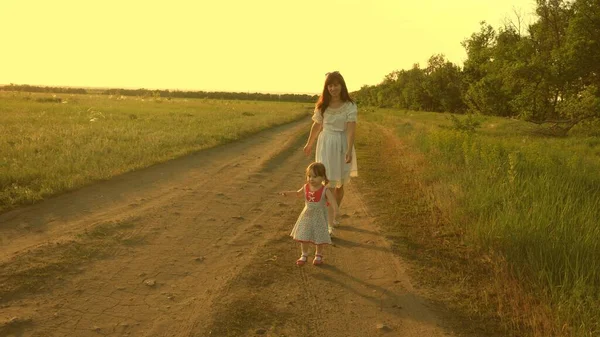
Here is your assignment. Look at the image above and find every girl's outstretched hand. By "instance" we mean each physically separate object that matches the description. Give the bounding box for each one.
[279,188,302,198]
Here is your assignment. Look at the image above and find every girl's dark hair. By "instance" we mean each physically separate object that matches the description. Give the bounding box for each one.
[315,71,353,117]
[306,162,329,185]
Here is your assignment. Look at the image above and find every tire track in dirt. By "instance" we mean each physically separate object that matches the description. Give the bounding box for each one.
[0,120,307,264]
[197,126,459,336]
[0,118,313,336]
[1,117,460,337]
[297,267,322,336]
[183,132,319,336]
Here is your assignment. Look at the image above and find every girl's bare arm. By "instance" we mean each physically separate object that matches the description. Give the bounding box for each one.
[279,187,303,198]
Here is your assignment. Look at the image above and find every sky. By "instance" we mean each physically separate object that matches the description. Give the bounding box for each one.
[0,0,537,94]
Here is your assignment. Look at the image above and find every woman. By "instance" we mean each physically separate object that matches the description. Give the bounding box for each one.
[303,71,357,235]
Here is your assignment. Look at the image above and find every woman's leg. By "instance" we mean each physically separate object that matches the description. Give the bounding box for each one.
[327,206,335,234]
[335,185,345,207]
[333,185,344,224]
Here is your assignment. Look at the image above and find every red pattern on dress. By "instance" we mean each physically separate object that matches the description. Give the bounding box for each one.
[305,184,325,203]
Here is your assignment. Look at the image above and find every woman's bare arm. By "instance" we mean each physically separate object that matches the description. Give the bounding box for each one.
[345,121,356,163]
[303,122,322,156]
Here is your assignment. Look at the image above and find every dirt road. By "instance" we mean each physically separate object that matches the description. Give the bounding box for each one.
[0,118,456,336]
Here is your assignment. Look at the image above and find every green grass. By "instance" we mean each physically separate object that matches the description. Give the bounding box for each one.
[0,91,310,213]
[5,90,599,335]
[361,109,600,336]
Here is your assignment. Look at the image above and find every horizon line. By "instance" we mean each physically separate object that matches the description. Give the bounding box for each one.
[0,83,321,96]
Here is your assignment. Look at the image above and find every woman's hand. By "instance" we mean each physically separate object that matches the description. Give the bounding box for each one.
[303,143,312,156]
[345,151,352,163]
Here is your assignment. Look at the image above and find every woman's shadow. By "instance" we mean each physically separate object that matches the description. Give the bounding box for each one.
[331,225,388,253]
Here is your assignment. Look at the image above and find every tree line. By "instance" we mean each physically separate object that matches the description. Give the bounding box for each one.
[0,84,318,103]
[353,0,599,133]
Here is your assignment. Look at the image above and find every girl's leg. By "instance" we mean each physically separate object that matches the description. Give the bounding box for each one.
[296,243,309,265]
[313,244,324,265]
[301,243,309,255]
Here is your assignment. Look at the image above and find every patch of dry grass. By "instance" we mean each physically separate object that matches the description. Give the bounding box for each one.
[354,121,538,336]
[355,108,600,337]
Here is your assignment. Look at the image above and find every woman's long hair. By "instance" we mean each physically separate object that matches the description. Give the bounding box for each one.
[315,71,353,116]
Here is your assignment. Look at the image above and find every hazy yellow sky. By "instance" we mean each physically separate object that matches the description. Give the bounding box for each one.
[1,0,536,94]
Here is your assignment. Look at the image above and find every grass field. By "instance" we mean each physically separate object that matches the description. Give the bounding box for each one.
[3,91,599,336]
[357,108,600,337]
[0,91,311,213]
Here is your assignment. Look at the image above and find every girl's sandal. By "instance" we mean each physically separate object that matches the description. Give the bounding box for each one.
[313,254,324,266]
[296,254,308,266]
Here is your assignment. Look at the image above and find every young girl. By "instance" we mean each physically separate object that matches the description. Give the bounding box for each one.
[303,71,358,231]
[280,162,338,266]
